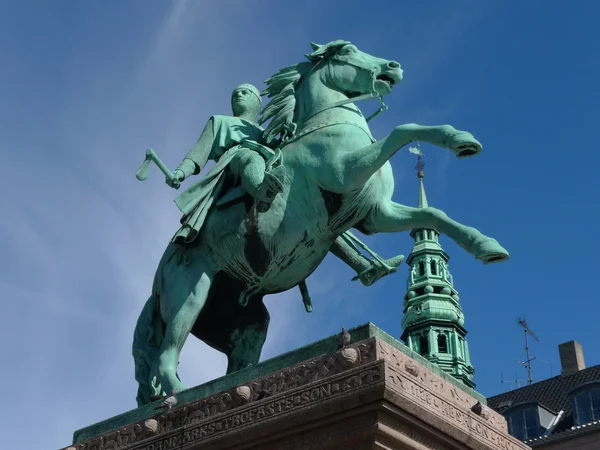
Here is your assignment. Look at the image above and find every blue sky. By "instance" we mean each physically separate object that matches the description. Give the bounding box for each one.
[1,1,599,448]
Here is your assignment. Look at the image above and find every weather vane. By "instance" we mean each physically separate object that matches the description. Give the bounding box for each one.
[409,142,425,178]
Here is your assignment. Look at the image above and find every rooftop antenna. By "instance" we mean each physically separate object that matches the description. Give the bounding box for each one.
[501,371,528,391]
[517,318,539,385]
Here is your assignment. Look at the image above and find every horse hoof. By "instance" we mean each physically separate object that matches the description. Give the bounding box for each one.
[473,238,509,264]
[449,132,482,158]
[480,253,510,264]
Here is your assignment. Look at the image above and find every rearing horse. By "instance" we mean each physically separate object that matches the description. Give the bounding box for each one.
[132,40,509,406]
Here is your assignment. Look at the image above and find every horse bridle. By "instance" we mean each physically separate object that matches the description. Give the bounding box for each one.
[301,51,389,124]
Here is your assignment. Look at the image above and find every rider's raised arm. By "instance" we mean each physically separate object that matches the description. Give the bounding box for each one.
[175,117,217,179]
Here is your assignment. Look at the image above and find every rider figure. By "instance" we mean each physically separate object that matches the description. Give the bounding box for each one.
[167,83,404,288]
[170,83,286,216]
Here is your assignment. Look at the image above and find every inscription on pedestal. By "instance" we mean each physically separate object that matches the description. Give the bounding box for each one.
[388,369,520,450]
[67,341,376,450]
[133,367,382,450]
[66,337,528,450]
[377,340,507,432]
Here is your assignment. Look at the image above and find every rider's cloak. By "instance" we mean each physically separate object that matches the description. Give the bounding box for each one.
[171,115,263,244]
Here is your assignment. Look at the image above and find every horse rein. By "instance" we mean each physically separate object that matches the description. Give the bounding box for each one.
[301,54,388,124]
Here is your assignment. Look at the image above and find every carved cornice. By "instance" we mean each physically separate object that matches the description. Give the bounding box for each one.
[65,340,376,450]
[376,339,506,432]
[64,338,530,450]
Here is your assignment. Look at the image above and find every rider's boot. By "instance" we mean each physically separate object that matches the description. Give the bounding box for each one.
[255,165,286,213]
[352,254,405,287]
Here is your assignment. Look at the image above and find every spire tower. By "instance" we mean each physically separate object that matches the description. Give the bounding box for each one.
[401,147,475,388]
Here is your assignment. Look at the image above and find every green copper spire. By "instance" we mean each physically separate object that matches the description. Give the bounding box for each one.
[418,175,429,208]
[401,152,475,388]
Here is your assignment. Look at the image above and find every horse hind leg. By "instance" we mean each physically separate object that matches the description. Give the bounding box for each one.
[363,201,509,264]
[224,298,270,373]
[132,296,161,406]
[192,280,270,374]
[151,247,216,398]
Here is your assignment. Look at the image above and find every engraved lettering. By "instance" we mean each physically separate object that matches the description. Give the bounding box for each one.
[162,369,380,447]
[310,388,320,401]
[390,370,517,450]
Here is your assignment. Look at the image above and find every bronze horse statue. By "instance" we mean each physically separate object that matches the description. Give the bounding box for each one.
[132,40,508,406]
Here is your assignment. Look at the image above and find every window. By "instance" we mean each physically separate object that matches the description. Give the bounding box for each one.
[419,335,429,355]
[573,387,600,425]
[430,260,437,275]
[507,407,540,440]
[437,334,448,353]
[419,261,425,277]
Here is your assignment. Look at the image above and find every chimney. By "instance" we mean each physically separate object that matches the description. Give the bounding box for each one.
[559,341,585,376]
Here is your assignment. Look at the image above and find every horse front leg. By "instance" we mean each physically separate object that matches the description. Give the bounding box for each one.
[363,201,509,264]
[151,246,216,398]
[317,123,482,194]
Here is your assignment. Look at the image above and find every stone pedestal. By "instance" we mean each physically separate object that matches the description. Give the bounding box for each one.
[64,324,529,450]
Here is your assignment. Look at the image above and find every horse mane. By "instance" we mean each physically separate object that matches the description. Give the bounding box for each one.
[259,62,311,146]
[259,40,351,146]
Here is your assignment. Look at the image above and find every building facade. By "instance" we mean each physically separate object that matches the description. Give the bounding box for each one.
[488,341,600,449]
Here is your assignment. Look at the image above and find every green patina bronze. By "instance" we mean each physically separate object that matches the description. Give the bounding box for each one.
[133,40,509,406]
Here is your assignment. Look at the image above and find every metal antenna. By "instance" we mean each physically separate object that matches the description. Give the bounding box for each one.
[517,318,540,385]
[501,372,528,391]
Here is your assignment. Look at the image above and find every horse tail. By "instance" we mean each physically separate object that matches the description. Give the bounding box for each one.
[132,294,163,406]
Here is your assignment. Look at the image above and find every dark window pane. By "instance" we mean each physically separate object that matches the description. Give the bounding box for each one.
[507,408,539,441]
[524,408,539,438]
[438,334,448,353]
[419,336,429,355]
[590,389,600,420]
[575,392,592,425]
[509,412,525,440]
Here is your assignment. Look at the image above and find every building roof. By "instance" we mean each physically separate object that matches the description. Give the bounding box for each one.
[487,364,600,446]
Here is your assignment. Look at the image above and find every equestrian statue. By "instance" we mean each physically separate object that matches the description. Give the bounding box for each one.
[132,40,509,406]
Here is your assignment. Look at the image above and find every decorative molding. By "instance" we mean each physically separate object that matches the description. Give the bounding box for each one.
[376,340,508,433]
[64,338,527,450]
[385,366,524,449]
[65,340,375,450]
[405,361,421,377]
[130,366,383,450]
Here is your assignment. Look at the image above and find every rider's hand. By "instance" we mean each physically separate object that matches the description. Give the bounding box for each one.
[167,169,185,189]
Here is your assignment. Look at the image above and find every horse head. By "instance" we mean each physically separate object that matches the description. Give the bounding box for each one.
[307,40,403,99]
[261,40,404,144]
